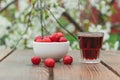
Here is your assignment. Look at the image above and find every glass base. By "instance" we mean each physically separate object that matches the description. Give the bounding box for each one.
[81,58,100,63]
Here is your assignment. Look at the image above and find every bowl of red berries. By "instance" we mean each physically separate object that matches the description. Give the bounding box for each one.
[33,32,69,61]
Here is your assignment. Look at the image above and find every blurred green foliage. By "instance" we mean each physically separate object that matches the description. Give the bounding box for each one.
[108,34,120,49]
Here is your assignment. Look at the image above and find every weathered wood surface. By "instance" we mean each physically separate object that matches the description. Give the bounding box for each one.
[0,50,120,80]
[101,51,120,76]
[0,49,11,59]
[55,51,120,80]
[0,50,49,80]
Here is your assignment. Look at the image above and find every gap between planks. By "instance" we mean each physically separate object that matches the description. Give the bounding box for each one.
[49,68,54,80]
[101,60,120,78]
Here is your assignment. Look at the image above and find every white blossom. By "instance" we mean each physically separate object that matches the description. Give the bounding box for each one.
[71,41,79,49]
[0,16,11,38]
[18,0,29,13]
[102,42,110,50]
[0,0,119,50]
[105,22,112,32]
[90,0,100,7]
[62,0,79,9]
[112,41,119,50]
[66,24,75,33]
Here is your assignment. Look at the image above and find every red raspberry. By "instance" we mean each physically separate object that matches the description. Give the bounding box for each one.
[31,56,41,65]
[34,35,42,42]
[44,58,55,68]
[63,55,73,65]
[35,38,43,42]
[35,36,51,42]
[57,32,64,38]
[44,35,50,38]
[59,37,67,42]
[50,33,59,42]
[42,37,51,42]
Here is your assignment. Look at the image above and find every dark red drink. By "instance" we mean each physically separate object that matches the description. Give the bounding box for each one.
[78,32,104,63]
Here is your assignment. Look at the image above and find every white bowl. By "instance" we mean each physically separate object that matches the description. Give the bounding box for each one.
[33,41,69,61]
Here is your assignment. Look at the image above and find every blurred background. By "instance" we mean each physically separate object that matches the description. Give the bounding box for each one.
[0,0,120,50]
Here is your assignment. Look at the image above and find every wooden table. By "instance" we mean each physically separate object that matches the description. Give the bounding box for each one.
[0,49,120,80]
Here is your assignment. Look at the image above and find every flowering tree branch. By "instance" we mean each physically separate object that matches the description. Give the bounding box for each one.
[48,8,78,40]
[0,12,32,62]
[0,1,34,62]
[0,0,16,13]
[62,12,84,32]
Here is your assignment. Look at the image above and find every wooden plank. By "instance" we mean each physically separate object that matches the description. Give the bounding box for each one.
[0,50,49,80]
[0,50,120,80]
[0,49,11,59]
[54,51,120,80]
[101,51,120,75]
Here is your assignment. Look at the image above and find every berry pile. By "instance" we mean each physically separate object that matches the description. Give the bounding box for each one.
[32,32,71,67]
[31,55,73,68]
[34,32,67,42]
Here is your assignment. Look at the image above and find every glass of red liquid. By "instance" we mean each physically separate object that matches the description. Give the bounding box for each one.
[78,32,104,63]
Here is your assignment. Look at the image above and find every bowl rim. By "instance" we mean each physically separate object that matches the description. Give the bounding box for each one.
[33,41,70,44]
